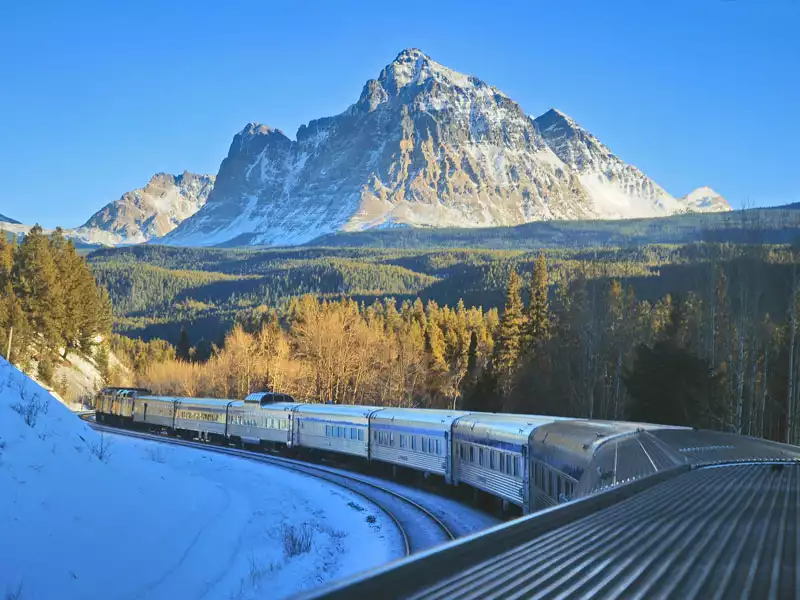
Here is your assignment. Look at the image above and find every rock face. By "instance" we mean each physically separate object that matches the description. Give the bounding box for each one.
[77,172,215,244]
[163,48,730,247]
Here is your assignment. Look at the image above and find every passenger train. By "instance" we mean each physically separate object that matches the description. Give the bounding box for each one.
[94,387,800,515]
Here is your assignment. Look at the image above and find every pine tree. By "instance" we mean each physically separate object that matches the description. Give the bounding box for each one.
[493,269,525,396]
[177,327,191,360]
[13,225,62,355]
[624,298,724,428]
[524,252,550,352]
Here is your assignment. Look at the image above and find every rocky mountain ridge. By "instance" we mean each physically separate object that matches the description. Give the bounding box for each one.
[163,49,729,247]
[77,171,215,245]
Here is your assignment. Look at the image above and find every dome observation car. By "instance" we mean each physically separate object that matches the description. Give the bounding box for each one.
[244,391,297,406]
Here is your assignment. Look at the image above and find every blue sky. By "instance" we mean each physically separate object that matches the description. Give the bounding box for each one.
[1,0,798,228]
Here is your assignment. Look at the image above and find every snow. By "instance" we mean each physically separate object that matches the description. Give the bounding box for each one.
[0,358,402,600]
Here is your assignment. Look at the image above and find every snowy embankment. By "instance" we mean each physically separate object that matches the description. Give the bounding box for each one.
[0,359,402,600]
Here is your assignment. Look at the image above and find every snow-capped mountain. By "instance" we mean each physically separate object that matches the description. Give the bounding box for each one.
[0,213,20,224]
[158,48,729,247]
[532,109,730,218]
[77,172,215,245]
[163,49,599,247]
[681,186,731,213]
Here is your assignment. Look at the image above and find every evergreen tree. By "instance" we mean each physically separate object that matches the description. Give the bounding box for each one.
[493,269,525,396]
[624,299,724,428]
[177,326,191,360]
[524,252,550,352]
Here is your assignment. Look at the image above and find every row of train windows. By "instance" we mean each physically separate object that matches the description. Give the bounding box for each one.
[459,443,521,477]
[231,416,288,429]
[324,425,365,441]
[373,431,442,455]
[532,460,575,500]
[178,410,220,422]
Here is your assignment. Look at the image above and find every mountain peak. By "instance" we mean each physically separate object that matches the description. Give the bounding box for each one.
[683,186,731,212]
[0,213,21,225]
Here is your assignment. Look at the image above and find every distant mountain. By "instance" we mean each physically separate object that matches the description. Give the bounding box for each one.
[0,213,20,225]
[164,49,728,248]
[533,109,731,218]
[681,186,731,213]
[77,172,215,245]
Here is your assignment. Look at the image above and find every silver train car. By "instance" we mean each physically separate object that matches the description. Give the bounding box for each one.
[133,395,176,429]
[293,404,378,458]
[453,414,564,513]
[228,392,301,447]
[173,397,243,441]
[369,408,469,484]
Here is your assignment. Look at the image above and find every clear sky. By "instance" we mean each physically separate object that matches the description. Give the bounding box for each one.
[1,0,798,228]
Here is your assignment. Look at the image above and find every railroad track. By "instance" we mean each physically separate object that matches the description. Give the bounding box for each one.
[87,420,456,556]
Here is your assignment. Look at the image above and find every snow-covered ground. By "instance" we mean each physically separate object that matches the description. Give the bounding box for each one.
[0,358,402,600]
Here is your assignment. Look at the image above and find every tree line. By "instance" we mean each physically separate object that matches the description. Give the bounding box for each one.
[125,245,800,445]
[0,226,113,384]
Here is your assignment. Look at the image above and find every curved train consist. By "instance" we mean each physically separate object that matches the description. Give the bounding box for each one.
[94,388,800,515]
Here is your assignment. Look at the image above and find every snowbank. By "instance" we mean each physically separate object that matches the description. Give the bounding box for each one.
[0,359,401,599]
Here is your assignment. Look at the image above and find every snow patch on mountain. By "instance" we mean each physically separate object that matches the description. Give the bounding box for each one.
[681,186,731,213]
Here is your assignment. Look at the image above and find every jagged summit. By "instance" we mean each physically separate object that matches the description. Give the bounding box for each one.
[683,186,731,213]
[161,49,729,248]
[77,171,215,245]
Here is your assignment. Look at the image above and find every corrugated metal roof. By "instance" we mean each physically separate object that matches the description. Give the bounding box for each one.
[416,464,799,600]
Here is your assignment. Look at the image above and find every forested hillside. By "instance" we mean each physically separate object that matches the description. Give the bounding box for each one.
[88,241,800,445]
[0,226,113,387]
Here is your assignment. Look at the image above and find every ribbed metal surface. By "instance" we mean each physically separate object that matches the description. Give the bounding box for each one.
[412,463,799,600]
[653,429,800,465]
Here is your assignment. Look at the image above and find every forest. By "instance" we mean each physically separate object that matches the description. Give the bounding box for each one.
[99,241,800,446]
[0,226,113,385]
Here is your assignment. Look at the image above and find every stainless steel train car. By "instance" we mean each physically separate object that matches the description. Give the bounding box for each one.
[528,419,687,505]
[369,408,469,484]
[228,393,301,447]
[173,397,243,441]
[133,395,177,429]
[292,404,378,458]
[453,414,564,512]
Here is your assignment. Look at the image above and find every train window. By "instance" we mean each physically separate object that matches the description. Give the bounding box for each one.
[358,429,364,442]
[411,436,416,451]
[325,425,330,436]
[506,454,512,475]
[469,446,475,462]
[478,448,484,466]
[399,434,405,448]
[435,439,441,455]
[373,431,378,441]
[490,452,496,470]
[514,457,520,477]
[390,433,394,446]
[428,438,433,454]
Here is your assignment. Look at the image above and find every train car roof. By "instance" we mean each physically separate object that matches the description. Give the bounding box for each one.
[230,401,303,411]
[454,413,567,439]
[146,396,243,408]
[294,404,382,418]
[371,408,471,426]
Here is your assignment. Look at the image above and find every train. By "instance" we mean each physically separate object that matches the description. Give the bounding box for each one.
[94,387,800,515]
